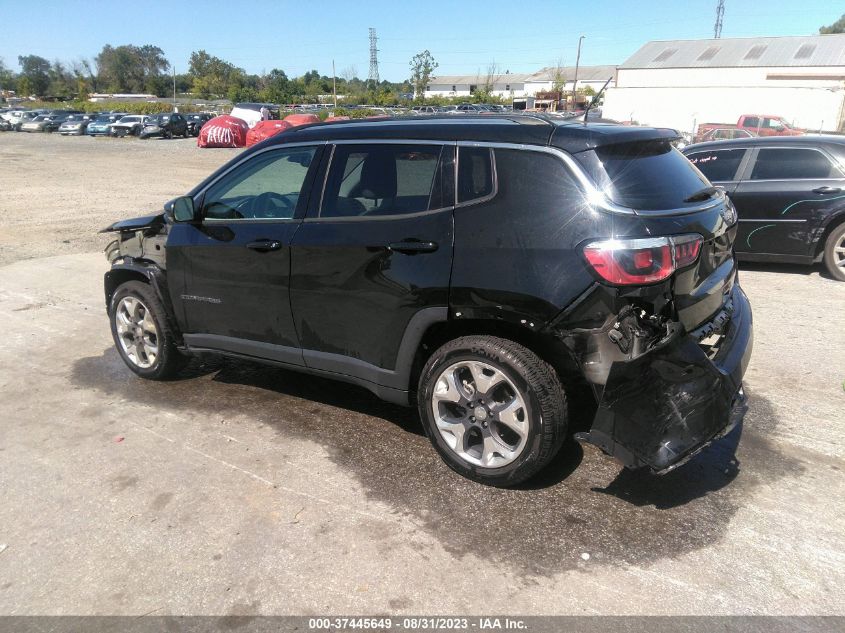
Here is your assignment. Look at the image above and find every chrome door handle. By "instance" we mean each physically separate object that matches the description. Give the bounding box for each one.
[813,186,842,194]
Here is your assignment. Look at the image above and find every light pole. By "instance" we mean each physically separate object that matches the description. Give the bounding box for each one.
[571,35,585,111]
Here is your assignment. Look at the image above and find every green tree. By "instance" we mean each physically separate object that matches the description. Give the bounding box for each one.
[0,58,15,93]
[189,50,245,98]
[409,50,438,101]
[17,76,32,98]
[18,55,51,96]
[48,60,75,98]
[260,68,291,103]
[96,44,169,94]
[820,14,845,33]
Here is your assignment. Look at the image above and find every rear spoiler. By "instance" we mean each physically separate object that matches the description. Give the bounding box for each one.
[551,125,682,154]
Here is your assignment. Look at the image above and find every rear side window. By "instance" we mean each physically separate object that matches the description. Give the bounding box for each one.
[687,149,746,182]
[458,146,494,203]
[321,144,449,217]
[581,141,709,210]
[749,148,843,180]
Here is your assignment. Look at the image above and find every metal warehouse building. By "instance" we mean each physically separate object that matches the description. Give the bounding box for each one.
[602,34,845,134]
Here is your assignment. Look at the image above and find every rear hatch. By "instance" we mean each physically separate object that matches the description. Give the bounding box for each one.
[572,137,738,331]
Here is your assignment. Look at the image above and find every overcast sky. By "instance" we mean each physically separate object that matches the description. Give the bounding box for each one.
[0,0,840,81]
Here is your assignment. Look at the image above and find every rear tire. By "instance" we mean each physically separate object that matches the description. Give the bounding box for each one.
[417,335,567,487]
[109,281,186,380]
[823,223,845,282]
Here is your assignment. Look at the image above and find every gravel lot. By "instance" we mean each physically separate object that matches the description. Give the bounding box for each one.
[0,133,237,265]
[0,132,843,618]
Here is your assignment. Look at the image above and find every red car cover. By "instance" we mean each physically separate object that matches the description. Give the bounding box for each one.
[284,113,320,127]
[245,120,293,147]
[197,115,249,148]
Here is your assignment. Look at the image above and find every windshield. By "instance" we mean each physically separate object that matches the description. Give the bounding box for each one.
[576,140,711,210]
[118,116,140,123]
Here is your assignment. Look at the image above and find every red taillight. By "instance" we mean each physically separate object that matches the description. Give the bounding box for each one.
[582,234,703,285]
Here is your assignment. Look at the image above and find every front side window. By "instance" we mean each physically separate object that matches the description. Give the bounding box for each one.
[321,144,450,218]
[687,148,746,182]
[749,148,842,180]
[203,146,317,220]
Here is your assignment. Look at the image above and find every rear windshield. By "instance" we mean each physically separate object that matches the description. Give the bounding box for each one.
[578,141,710,210]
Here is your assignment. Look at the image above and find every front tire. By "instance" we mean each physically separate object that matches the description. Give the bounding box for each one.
[823,223,845,282]
[109,281,185,380]
[417,335,567,487]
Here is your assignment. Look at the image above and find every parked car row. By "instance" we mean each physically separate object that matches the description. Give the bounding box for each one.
[0,108,218,139]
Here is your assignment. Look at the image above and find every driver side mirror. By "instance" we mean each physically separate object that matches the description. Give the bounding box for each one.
[165,196,197,222]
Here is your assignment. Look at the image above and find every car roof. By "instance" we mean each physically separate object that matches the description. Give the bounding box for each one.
[265,114,681,154]
[684,134,845,152]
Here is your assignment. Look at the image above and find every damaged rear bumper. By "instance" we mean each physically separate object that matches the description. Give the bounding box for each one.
[574,285,753,473]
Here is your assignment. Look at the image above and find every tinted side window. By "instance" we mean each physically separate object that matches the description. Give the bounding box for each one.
[744,116,759,128]
[203,147,317,220]
[321,144,446,218]
[458,146,494,203]
[750,148,842,180]
[687,149,746,182]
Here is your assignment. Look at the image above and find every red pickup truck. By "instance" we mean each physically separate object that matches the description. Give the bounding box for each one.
[695,114,804,143]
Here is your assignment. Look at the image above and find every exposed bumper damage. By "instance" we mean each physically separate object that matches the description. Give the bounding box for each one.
[554,283,752,473]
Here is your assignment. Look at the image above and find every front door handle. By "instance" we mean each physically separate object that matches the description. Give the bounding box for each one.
[387,240,438,254]
[813,186,842,194]
[246,239,282,252]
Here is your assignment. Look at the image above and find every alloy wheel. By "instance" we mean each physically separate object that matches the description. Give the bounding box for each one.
[430,360,529,468]
[834,233,845,269]
[114,296,159,369]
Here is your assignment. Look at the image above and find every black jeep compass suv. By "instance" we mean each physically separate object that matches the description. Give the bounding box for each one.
[102,115,752,487]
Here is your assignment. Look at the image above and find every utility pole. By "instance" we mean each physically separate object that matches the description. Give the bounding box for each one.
[333,59,337,109]
[714,0,725,38]
[172,65,176,107]
[571,35,585,111]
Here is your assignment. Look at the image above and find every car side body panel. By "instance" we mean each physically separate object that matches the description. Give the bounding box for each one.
[683,136,845,264]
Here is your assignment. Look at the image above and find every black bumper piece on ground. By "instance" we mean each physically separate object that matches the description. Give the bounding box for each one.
[576,285,753,472]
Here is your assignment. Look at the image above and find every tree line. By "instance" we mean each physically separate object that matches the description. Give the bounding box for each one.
[0,44,415,104]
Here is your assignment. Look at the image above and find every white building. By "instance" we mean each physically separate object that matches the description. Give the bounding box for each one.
[423,65,616,99]
[602,34,845,133]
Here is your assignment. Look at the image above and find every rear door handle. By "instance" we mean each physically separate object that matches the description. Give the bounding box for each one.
[813,186,842,194]
[246,239,282,252]
[387,240,438,254]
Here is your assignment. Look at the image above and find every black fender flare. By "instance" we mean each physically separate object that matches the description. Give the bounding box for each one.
[104,260,183,345]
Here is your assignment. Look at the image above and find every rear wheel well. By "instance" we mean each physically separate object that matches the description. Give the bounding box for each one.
[408,319,584,402]
[815,212,845,259]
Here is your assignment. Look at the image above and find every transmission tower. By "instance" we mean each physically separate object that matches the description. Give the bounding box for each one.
[368,28,380,86]
[714,0,725,38]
